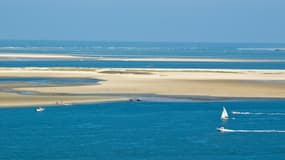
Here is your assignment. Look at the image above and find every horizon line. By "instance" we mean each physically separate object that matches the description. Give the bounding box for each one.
[0,39,285,44]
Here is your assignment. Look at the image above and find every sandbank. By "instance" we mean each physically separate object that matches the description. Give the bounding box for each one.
[0,92,127,108]
[0,67,285,107]
[0,53,284,62]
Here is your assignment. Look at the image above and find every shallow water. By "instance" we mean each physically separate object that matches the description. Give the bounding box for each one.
[0,100,285,160]
[0,77,99,85]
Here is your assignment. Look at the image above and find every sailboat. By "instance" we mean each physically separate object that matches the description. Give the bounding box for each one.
[221,106,229,120]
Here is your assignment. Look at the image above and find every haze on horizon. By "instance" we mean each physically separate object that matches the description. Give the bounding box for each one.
[0,0,284,43]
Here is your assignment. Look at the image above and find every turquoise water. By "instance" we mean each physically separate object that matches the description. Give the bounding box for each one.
[1,40,285,69]
[1,60,285,69]
[0,101,285,160]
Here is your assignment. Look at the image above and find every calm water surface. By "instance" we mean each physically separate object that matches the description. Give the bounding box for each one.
[0,101,285,160]
[1,40,285,69]
[1,41,285,159]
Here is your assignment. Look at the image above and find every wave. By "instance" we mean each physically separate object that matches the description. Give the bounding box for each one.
[232,111,285,116]
[237,48,285,51]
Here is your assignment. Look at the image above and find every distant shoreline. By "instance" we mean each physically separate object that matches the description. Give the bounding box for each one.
[0,53,285,62]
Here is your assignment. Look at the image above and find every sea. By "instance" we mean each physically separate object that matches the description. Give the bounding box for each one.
[0,40,285,159]
[0,40,285,69]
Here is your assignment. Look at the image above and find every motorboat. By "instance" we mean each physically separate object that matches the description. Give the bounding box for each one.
[36,107,45,112]
[216,127,233,132]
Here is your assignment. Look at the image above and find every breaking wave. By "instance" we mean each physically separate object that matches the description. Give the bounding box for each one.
[237,48,285,51]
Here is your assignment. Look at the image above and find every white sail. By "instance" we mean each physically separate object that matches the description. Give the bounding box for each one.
[221,107,229,120]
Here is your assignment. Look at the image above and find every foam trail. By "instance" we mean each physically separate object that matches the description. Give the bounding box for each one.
[221,128,285,133]
[237,48,285,51]
[232,111,285,116]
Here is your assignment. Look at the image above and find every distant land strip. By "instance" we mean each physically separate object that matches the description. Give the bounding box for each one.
[0,67,285,107]
[0,53,285,62]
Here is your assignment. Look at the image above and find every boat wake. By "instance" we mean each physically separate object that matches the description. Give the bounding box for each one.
[219,128,285,133]
[232,111,285,116]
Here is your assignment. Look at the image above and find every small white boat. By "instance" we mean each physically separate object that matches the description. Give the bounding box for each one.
[216,127,233,132]
[62,103,72,106]
[221,106,229,120]
[36,107,45,112]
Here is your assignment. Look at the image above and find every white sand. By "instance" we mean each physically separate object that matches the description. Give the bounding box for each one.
[0,68,284,106]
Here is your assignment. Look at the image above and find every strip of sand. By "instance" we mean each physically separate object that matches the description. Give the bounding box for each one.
[0,53,284,62]
[0,67,285,108]
[1,67,285,80]
[0,92,127,107]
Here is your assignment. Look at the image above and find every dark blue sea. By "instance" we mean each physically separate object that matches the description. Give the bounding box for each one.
[0,101,285,160]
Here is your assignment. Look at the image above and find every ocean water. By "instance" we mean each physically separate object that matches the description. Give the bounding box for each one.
[0,101,285,160]
[1,59,285,69]
[1,40,285,59]
[1,40,285,69]
[0,40,285,159]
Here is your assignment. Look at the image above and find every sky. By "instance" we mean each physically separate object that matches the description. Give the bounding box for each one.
[0,0,285,43]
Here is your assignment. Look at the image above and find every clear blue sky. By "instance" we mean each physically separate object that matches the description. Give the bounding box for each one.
[0,0,285,42]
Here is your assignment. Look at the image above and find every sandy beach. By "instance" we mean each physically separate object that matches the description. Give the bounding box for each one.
[1,67,285,107]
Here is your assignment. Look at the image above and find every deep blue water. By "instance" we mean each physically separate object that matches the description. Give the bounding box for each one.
[1,40,285,69]
[0,101,285,160]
